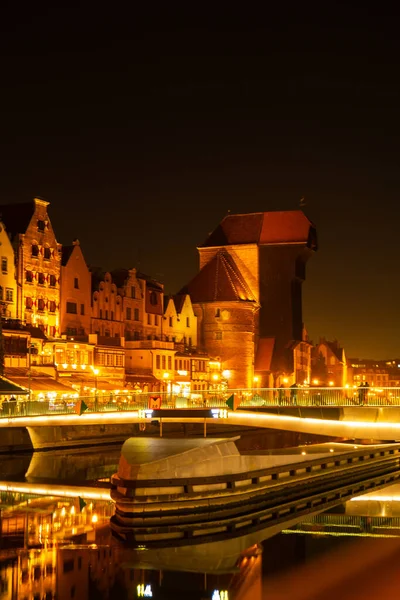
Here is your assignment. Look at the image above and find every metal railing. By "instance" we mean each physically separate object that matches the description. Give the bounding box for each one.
[2,386,400,419]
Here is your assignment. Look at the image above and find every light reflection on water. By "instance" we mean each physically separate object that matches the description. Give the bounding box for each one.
[0,446,400,599]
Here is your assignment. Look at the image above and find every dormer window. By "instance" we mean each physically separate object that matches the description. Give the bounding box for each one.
[37,220,45,232]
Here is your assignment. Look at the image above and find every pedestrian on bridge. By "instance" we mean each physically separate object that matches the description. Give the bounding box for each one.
[290,383,298,406]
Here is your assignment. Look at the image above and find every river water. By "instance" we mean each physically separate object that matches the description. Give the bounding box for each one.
[0,441,399,600]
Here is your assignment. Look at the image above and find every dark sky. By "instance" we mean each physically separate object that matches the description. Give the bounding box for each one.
[1,4,399,359]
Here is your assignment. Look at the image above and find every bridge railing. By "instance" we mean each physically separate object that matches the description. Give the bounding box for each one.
[2,386,400,419]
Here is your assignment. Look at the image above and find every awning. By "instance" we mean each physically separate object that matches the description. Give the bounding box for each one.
[6,377,75,393]
[95,381,125,392]
[125,374,158,385]
[0,377,29,395]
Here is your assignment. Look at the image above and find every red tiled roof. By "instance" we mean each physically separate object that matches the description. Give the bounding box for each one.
[200,210,316,248]
[254,338,275,371]
[180,250,256,303]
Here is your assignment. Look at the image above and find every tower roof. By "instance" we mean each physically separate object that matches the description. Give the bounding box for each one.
[180,250,256,303]
[200,210,317,248]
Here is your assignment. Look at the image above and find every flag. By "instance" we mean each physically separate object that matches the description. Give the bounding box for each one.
[225,394,235,411]
[74,399,88,416]
[78,497,87,512]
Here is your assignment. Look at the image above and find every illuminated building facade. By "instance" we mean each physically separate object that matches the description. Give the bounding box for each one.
[182,210,317,388]
[0,197,61,337]
[0,220,17,318]
[60,239,91,337]
[163,293,198,348]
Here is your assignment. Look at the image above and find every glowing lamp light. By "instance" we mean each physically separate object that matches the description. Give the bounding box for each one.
[328,381,334,386]
[312,379,319,385]
[222,369,231,379]
[163,372,169,379]
[81,364,86,370]
[91,513,98,524]
[283,378,289,384]
[253,376,259,383]
[62,363,68,369]
[212,374,219,381]
[72,364,77,370]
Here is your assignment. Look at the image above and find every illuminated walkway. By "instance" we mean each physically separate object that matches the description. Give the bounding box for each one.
[2,407,400,441]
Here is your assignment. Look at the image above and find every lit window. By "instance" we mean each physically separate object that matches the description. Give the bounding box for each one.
[5,288,13,302]
[1,257,7,273]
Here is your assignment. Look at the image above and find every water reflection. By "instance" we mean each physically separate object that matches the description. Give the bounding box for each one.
[2,445,400,598]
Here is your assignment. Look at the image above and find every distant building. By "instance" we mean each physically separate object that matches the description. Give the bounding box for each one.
[347,359,389,387]
[0,198,61,337]
[313,338,348,386]
[91,271,124,339]
[181,210,317,388]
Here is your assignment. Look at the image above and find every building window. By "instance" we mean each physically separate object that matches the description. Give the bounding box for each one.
[80,304,85,315]
[43,247,51,260]
[32,244,39,257]
[1,257,7,273]
[0,286,3,301]
[26,270,33,283]
[215,308,220,318]
[134,308,139,321]
[49,274,56,287]
[38,272,45,285]
[38,298,45,312]
[99,308,103,318]
[105,310,108,320]
[115,354,123,367]
[105,296,108,303]
[25,297,32,309]
[168,356,172,370]
[186,317,190,327]
[133,330,140,340]
[147,314,151,325]
[155,315,159,326]
[131,286,136,298]
[215,331,222,340]
[111,311,114,320]
[169,316,173,327]
[37,219,46,232]
[5,288,13,302]
[150,291,158,305]
[66,302,77,314]
[49,300,56,313]
[49,325,56,337]
[162,355,166,370]
[189,337,192,347]
[156,355,160,369]
[74,277,79,289]
[126,307,132,320]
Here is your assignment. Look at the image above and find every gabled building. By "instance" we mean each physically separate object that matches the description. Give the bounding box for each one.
[313,338,347,387]
[111,268,145,341]
[60,240,91,337]
[0,198,61,337]
[181,210,317,388]
[0,221,17,319]
[163,294,197,348]
[91,271,124,339]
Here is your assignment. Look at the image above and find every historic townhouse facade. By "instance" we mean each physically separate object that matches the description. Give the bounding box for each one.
[60,240,92,337]
[0,220,17,319]
[0,198,61,337]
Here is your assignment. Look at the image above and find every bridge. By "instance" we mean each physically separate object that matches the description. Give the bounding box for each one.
[2,387,400,450]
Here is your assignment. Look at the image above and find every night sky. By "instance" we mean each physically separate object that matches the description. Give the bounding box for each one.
[1,4,399,359]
